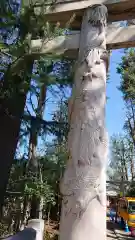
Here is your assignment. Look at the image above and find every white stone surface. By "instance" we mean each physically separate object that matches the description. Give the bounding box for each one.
[27,219,44,240]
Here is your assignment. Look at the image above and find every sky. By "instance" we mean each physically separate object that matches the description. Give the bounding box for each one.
[20,49,126,156]
[106,49,125,137]
[45,49,126,139]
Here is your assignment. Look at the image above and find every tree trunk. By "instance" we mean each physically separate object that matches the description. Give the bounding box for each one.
[122,149,128,181]
[27,84,47,219]
[30,195,39,219]
[0,60,33,212]
[120,176,124,197]
[22,197,31,228]
[130,158,134,180]
[59,5,108,240]
[38,168,44,219]
[124,165,128,181]
[27,84,47,169]
[127,100,135,148]
[30,169,44,219]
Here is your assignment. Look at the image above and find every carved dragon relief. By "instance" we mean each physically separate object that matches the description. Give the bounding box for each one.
[60,4,109,219]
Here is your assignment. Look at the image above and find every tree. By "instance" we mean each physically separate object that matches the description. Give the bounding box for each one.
[117,35,135,198]
[0,0,73,212]
[22,55,72,220]
[0,0,74,236]
[117,49,135,147]
[0,96,69,235]
[109,134,134,181]
[0,1,34,210]
[108,134,135,197]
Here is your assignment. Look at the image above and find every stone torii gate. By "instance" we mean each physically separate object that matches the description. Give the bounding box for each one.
[23,1,135,240]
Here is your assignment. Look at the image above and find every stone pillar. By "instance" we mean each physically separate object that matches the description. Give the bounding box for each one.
[28,219,45,240]
[59,4,108,240]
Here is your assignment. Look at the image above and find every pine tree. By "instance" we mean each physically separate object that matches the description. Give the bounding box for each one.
[0,0,73,212]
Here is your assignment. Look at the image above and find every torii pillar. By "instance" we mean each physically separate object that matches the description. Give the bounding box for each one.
[60,4,108,240]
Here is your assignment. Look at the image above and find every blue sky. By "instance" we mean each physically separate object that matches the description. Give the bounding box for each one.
[106,49,125,137]
[21,49,126,156]
[44,49,126,138]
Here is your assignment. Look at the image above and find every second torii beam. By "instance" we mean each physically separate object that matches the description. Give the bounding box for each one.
[31,25,135,59]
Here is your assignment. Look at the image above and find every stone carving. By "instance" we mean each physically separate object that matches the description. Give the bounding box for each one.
[60,5,108,240]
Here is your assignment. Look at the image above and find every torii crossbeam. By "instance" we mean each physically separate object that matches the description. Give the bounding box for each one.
[31,25,135,58]
[24,0,135,28]
[23,1,135,240]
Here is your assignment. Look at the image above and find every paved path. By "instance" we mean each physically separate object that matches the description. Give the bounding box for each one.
[107,221,134,240]
[107,221,117,239]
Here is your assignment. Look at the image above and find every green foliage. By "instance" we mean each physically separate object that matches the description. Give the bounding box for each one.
[44,231,58,240]
[7,139,67,209]
[117,48,135,101]
[24,176,55,206]
[0,0,73,102]
[0,222,9,237]
[51,99,69,140]
[127,182,135,197]
[5,96,69,227]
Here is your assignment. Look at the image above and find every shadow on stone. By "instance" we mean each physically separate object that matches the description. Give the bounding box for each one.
[2,228,36,240]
